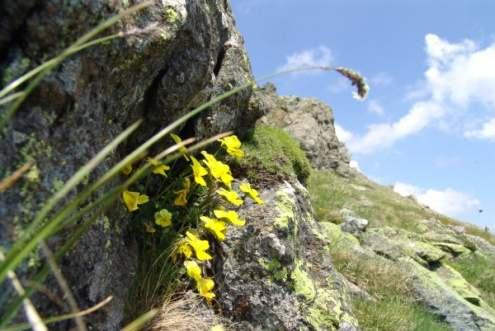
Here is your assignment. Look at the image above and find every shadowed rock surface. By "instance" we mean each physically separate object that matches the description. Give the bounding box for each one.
[0,1,255,329]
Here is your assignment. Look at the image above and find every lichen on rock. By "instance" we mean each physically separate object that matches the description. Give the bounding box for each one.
[216,180,358,330]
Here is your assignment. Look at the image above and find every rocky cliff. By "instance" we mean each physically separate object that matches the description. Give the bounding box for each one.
[1,1,494,331]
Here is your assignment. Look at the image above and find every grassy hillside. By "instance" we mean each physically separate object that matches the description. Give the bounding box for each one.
[308,170,495,331]
[308,170,494,245]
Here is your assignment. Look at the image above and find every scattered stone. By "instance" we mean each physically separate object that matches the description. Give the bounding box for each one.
[340,213,369,235]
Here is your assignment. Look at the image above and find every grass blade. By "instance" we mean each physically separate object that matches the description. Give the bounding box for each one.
[0,2,152,131]
[121,310,157,331]
[0,2,151,99]
[39,242,87,331]
[0,252,47,331]
[0,120,141,283]
[0,132,231,326]
[0,297,113,331]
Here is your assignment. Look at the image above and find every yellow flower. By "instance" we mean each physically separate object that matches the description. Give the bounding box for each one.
[148,158,170,177]
[154,209,172,228]
[216,188,243,206]
[184,259,215,302]
[184,260,202,282]
[177,240,193,259]
[190,156,208,187]
[122,190,149,212]
[171,133,190,160]
[240,182,264,205]
[174,178,191,207]
[219,135,244,160]
[201,151,233,188]
[121,163,133,175]
[210,325,225,331]
[213,209,246,227]
[197,277,216,301]
[200,216,227,241]
[185,231,212,261]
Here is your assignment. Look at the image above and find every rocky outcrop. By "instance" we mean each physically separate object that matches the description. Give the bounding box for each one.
[256,84,352,176]
[0,1,256,329]
[216,180,358,330]
[341,222,495,330]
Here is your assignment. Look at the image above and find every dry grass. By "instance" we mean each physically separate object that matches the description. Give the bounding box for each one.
[148,292,225,331]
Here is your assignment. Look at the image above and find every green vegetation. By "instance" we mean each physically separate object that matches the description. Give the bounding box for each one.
[448,253,495,309]
[307,169,495,330]
[308,169,434,234]
[308,170,495,244]
[330,249,450,331]
[239,125,311,183]
[308,169,442,234]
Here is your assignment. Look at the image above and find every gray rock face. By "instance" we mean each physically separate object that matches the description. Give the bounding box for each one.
[0,1,255,329]
[216,180,359,330]
[257,84,352,176]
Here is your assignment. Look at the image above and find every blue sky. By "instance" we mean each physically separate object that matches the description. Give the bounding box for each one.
[231,0,495,230]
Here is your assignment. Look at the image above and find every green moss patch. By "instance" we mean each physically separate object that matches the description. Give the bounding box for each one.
[291,260,316,301]
[259,258,288,282]
[239,125,311,183]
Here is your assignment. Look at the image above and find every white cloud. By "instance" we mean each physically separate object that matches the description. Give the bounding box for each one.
[393,182,480,217]
[334,123,354,144]
[464,117,495,140]
[277,46,332,74]
[343,34,495,154]
[349,160,362,172]
[346,101,445,154]
[367,99,385,115]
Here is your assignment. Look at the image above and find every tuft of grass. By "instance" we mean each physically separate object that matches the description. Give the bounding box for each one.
[330,249,450,331]
[353,298,450,331]
[238,125,311,183]
[306,170,351,224]
[448,253,495,309]
[148,291,226,331]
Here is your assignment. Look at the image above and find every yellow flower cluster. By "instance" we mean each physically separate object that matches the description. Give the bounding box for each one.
[120,134,265,302]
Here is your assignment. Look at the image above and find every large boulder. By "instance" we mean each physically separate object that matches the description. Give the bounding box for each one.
[256,84,352,176]
[216,180,359,330]
[0,1,256,329]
